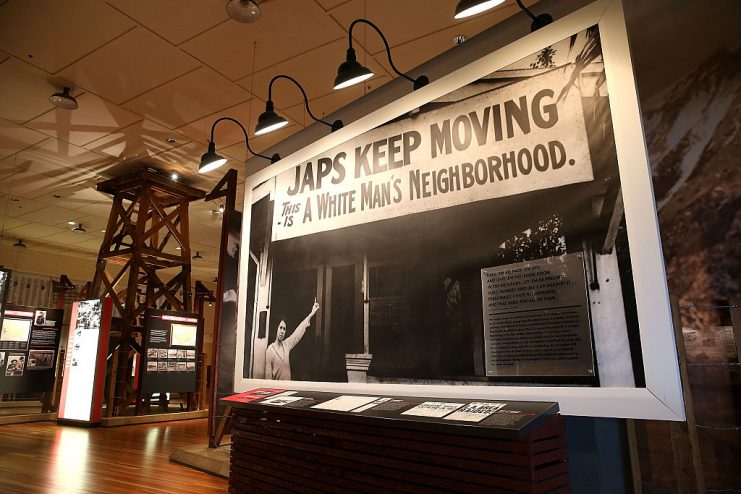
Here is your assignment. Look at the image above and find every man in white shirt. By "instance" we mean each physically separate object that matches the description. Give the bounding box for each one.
[265,302,320,380]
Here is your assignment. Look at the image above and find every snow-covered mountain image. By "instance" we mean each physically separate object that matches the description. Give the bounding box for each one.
[644,48,740,314]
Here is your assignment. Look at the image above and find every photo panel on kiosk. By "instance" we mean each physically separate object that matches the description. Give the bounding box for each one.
[58,298,113,425]
[0,303,64,394]
[0,268,10,323]
[235,0,683,421]
[141,309,202,395]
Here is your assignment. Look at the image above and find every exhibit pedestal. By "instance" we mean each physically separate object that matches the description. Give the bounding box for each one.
[225,390,569,493]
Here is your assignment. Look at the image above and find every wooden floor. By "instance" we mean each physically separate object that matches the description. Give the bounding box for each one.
[0,418,227,494]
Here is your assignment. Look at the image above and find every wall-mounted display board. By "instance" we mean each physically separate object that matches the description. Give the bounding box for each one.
[235,0,683,420]
[0,304,64,393]
[58,298,113,425]
[140,309,201,394]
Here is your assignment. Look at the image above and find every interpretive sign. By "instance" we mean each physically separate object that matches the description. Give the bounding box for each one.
[482,253,594,377]
[0,305,64,393]
[141,309,201,394]
[224,388,558,439]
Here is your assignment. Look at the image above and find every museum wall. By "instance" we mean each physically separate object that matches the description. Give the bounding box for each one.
[0,242,97,281]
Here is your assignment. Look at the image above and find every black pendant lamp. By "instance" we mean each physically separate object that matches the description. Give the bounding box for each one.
[255,75,343,136]
[515,0,553,31]
[334,19,429,91]
[454,0,505,19]
[199,116,280,174]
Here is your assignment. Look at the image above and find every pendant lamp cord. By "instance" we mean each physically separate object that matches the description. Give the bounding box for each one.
[515,0,538,21]
[348,19,417,85]
[267,75,332,129]
[209,117,271,161]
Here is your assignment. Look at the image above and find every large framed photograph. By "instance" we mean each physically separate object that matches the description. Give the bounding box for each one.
[234,0,683,420]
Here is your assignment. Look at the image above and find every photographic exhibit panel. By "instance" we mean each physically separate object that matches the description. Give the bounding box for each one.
[140,309,201,394]
[0,305,64,393]
[236,0,681,419]
[58,299,112,423]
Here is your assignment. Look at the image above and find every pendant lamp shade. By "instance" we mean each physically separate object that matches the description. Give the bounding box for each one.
[199,141,228,174]
[333,47,374,90]
[454,0,505,19]
[255,100,289,136]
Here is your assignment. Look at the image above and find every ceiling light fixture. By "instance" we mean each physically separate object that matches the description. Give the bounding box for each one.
[192,251,203,260]
[225,0,261,23]
[67,221,76,225]
[49,87,79,110]
[255,75,343,136]
[453,0,505,19]
[13,239,27,248]
[200,116,280,173]
[218,205,225,213]
[514,0,553,31]
[171,172,178,180]
[72,223,86,234]
[334,19,429,91]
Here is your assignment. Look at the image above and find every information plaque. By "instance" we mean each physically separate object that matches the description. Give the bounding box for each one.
[140,309,201,394]
[224,388,558,439]
[482,253,595,377]
[0,304,64,393]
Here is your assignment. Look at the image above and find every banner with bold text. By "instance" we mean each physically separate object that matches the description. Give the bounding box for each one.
[272,65,594,241]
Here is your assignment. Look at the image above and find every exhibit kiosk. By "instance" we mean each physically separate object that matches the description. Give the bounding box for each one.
[58,298,113,426]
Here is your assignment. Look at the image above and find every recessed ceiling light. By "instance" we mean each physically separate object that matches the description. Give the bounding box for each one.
[166,138,176,144]
[176,246,181,250]
[171,172,178,180]
[72,223,86,234]
[67,221,76,225]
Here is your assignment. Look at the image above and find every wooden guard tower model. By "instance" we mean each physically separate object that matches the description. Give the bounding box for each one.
[91,168,205,416]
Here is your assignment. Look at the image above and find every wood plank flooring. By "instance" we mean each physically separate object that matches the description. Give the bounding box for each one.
[0,418,227,493]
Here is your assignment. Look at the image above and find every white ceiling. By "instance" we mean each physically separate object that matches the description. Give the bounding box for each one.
[0,0,536,281]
